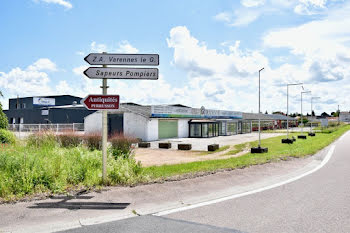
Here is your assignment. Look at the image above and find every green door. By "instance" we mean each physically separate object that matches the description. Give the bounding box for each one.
[158,120,178,139]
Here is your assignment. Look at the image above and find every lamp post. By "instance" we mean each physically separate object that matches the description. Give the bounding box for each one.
[298,90,311,139]
[251,68,268,153]
[309,96,320,135]
[282,83,303,144]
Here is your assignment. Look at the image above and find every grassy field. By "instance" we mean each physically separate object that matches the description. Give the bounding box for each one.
[143,124,350,179]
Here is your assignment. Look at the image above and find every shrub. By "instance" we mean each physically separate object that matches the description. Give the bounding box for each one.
[26,131,57,148]
[0,129,16,144]
[84,132,102,151]
[107,156,145,185]
[109,133,138,159]
[57,131,83,148]
[0,102,8,129]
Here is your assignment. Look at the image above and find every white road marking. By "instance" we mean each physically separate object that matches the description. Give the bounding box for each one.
[154,142,339,216]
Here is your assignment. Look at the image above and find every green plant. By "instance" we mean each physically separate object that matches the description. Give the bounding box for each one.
[26,131,57,148]
[0,102,8,129]
[0,129,16,144]
[57,131,83,148]
[84,132,102,151]
[109,133,138,159]
[107,156,145,185]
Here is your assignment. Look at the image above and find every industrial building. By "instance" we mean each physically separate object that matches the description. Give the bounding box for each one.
[84,103,296,141]
[4,95,297,141]
[4,95,95,124]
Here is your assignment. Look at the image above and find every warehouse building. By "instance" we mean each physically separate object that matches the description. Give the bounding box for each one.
[84,103,252,141]
[4,95,95,124]
[84,103,298,141]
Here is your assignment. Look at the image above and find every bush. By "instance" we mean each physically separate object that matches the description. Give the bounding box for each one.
[26,131,57,148]
[0,102,8,129]
[0,129,16,144]
[57,131,83,148]
[107,156,145,185]
[109,133,138,159]
[84,132,102,151]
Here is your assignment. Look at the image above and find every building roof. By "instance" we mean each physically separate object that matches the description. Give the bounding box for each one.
[242,113,296,121]
[9,95,82,100]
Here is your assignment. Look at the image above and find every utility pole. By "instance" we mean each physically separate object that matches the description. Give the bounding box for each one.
[251,68,268,153]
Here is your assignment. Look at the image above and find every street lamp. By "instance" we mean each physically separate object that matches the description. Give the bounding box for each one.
[251,68,268,153]
[282,83,303,144]
[298,90,311,139]
[309,96,320,136]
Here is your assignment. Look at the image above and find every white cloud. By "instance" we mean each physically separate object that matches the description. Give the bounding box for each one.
[35,0,73,10]
[89,40,139,54]
[27,58,57,72]
[264,3,350,84]
[241,0,266,7]
[0,59,57,98]
[294,0,342,15]
[116,41,139,53]
[213,12,231,23]
[90,42,108,53]
[214,9,261,27]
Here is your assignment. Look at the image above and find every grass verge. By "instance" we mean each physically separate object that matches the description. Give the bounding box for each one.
[199,145,230,155]
[143,124,350,180]
[223,143,250,156]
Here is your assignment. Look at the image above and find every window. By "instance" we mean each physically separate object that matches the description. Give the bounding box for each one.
[22,103,26,109]
[227,122,237,135]
[190,124,201,137]
[202,124,208,138]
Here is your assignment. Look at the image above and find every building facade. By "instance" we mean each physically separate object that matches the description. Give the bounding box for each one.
[84,103,251,141]
[4,95,95,124]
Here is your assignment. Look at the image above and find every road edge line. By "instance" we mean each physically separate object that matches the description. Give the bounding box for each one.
[153,143,337,216]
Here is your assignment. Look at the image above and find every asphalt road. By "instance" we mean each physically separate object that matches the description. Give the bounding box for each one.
[61,131,350,233]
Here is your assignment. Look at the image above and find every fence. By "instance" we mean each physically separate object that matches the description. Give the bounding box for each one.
[8,123,84,133]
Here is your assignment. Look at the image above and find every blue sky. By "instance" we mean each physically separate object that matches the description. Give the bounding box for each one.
[1,0,349,115]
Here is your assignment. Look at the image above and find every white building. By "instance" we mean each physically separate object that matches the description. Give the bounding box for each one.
[339,112,350,123]
[84,103,246,141]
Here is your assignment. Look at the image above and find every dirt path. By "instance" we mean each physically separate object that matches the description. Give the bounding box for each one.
[135,133,283,167]
[135,144,248,167]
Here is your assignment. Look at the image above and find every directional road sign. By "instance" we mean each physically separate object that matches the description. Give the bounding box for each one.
[81,95,119,110]
[83,67,158,80]
[84,53,159,66]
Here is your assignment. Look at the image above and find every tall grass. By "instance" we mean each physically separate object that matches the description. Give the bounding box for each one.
[0,131,146,201]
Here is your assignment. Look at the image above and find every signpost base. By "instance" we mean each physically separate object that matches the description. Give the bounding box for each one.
[251,146,268,153]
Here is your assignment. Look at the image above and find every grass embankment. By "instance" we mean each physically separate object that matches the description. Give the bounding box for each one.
[0,133,146,202]
[199,145,230,155]
[143,124,350,179]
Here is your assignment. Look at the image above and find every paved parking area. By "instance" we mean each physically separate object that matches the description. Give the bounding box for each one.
[146,132,284,151]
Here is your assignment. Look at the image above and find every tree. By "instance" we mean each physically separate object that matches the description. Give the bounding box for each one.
[321,112,330,117]
[312,110,315,116]
[0,91,8,129]
[265,110,268,114]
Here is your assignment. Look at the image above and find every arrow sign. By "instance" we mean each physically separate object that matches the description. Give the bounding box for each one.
[81,95,120,110]
[84,67,158,80]
[84,53,159,66]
